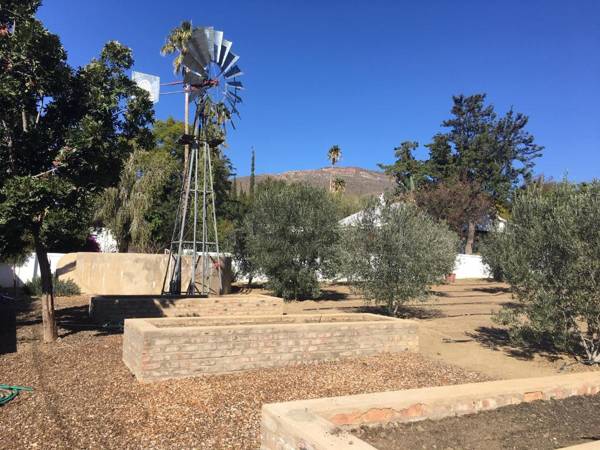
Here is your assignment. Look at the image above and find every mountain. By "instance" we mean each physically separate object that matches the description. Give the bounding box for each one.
[236,166,395,197]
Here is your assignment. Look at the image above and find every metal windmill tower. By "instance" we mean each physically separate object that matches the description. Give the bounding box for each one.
[161,26,244,296]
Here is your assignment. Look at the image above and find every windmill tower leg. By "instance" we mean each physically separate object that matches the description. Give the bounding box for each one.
[206,143,223,294]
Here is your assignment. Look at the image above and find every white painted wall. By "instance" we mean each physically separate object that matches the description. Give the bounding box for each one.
[1,251,490,288]
[0,252,65,288]
[453,254,490,279]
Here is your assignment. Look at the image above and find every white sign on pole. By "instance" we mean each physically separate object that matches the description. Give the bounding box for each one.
[132,71,160,103]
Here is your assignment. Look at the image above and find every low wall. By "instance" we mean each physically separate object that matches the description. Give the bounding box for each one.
[261,372,600,450]
[454,254,490,279]
[56,252,233,295]
[123,314,418,382]
[90,294,283,324]
[0,252,65,287]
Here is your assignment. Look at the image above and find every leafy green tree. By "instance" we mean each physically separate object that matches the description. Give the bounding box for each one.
[482,181,600,364]
[0,2,153,341]
[382,95,542,254]
[245,180,340,300]
[342,199,458,316]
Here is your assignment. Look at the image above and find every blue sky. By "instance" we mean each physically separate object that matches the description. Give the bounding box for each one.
[39,0,599,180]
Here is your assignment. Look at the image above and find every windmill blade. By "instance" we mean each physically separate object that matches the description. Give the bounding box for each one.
[204,27,215,62]
[184,70,205,85]
[186,28,211,68]
[219,39,232,68]
[224,64,243,79]
[226,89,243,104]
[226,97,241,118]
[182,52,207,78]
[220,52,239,75]
[225,92,238,106]
[226,80,244,90]
[213,30,223,64]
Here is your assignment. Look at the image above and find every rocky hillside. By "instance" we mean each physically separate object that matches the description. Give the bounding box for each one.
[236,166,395,197]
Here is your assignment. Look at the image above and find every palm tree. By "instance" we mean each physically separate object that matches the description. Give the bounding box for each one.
[160,20,194,74]
[332,177,346,194]
[327,145,342,192]
[161,21,195,175]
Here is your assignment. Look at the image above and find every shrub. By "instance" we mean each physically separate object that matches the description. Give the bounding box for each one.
[245,180,340,300]
[479,230,510,281]
[488,181,600,363]
[25,276,81,297]
[342,199,459,315]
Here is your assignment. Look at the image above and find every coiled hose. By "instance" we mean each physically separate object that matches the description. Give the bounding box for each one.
[0,384,33,406]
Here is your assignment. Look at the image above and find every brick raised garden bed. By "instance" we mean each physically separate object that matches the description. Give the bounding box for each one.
[90,294,283,324]
[122,313,418,381]
[260,372,600,450]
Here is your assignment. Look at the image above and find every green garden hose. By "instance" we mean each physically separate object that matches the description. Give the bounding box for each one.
[0,384,33,406]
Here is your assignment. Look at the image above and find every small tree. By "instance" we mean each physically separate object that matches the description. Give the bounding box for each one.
[484,181,600,364]
[245,180,339,300]
[342,199,458,315]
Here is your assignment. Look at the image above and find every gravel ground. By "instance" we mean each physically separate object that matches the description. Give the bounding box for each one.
[0,296,488,449]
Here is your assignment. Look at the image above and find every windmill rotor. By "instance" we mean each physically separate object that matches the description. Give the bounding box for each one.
[181,27,244,121]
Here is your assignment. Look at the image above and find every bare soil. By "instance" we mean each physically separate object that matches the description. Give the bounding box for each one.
[354,394,600,450]
[0,294,486,449]
[248,280,597,379]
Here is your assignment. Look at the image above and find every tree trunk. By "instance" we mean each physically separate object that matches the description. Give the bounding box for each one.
[34,236,58,342]
[464,220,476,255]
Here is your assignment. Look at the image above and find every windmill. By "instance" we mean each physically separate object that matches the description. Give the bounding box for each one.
[160,26,244,296]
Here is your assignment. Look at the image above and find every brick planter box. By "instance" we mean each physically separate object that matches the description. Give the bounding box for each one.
[123,314,418,382]
[90,294,283,324]
[260,372,600,450]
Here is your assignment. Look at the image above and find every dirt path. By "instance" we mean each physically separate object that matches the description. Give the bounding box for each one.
[272,280,592,379]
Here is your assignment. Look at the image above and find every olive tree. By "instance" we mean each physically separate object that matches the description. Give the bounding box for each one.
[342,199,458,315]
[245,180,339,300]
[484,181,600,364]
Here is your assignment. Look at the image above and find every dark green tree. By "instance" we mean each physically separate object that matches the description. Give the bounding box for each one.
[379,141,425,196]
[0,2,153,341]
[427,94,542,253]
